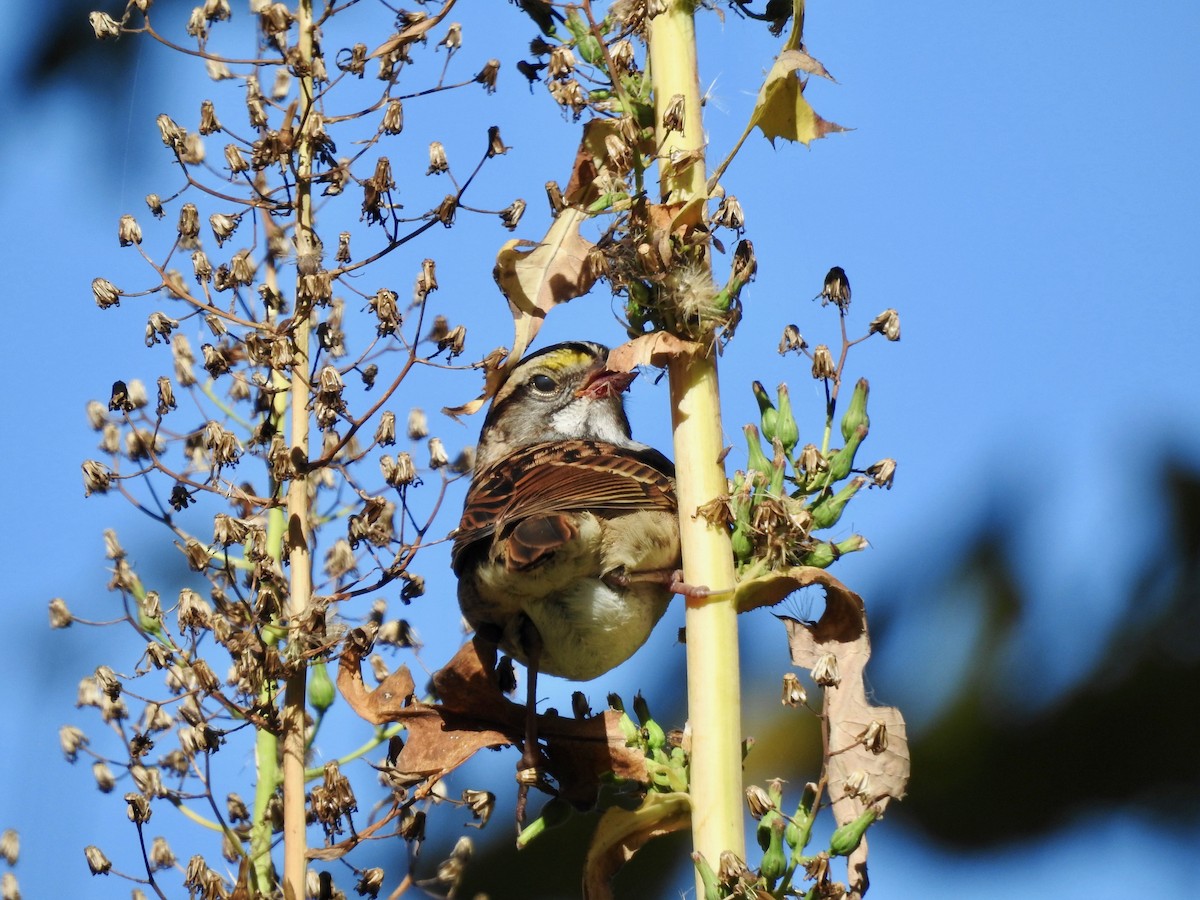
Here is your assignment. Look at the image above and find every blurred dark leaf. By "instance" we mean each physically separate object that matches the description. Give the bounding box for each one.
[899,460,1200,846]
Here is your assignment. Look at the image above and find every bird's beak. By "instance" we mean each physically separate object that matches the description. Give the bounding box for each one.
[576,365,637,399]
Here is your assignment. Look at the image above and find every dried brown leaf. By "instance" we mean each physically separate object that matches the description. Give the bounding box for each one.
[583,792,691,900]
[605,333,704,373]
[337,639,647,806]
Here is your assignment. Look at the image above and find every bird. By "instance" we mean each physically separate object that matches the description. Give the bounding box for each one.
[451,340,696,810]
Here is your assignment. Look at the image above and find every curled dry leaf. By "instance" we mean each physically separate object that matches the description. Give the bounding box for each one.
[583,791,691,900]
[368,0,458,59]
[751,50,849,147]
[605,333,704,373]
[337,638,647,807]
[737,566,909,899]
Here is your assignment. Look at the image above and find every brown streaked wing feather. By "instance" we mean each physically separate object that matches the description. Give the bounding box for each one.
[451,441,675,571]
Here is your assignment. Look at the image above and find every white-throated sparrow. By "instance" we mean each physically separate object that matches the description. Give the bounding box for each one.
[452,341,694,814]
[452,340,684,683]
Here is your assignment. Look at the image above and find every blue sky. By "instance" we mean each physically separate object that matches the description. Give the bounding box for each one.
[1,2,1197,897]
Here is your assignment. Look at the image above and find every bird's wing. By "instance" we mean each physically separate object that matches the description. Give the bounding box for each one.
[451,441,675,572]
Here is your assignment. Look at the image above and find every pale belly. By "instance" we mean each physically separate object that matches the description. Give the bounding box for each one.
[457,511,678,680]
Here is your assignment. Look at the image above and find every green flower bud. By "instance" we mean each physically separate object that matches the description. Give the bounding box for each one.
[774,383,799,453]
[744,424,772,478]
[756,808,780,851]
[785,783,819,851]
[693,852,721,900]
[731,524,754,563]
[760,815,788,883]
[768,439,787,497]
[308,660,336,714]
[828,806,879,857]
[840,378,870,443]
[752,381,778,442]
[823,423,868,484]
[799,534,869,568]
[565,10,604,63]
[808,477,867,530]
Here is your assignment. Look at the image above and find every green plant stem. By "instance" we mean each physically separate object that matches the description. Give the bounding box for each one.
[647,0,746,886]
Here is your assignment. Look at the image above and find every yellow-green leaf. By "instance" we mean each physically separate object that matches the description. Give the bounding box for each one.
[750,50,848,147]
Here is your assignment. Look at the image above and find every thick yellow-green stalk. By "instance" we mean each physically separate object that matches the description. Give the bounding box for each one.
[283,0,317,894]
[647,0,746,879]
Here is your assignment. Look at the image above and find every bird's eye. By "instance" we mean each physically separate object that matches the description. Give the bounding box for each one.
[530,373,557,393]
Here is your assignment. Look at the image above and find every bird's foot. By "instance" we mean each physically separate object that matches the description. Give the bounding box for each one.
[604,566,710,597]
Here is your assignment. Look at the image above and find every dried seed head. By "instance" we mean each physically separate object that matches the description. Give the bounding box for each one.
[400,571,426,603]
[49,597,73,629]
[92,277,122,309]
[92,759,117,793]
[548,78,587,118]
[866,458,896,489]
[428,437,449,469]
[204,0,232,23]
[209,213,240,246]
[82,460,113,496]
[610,38,636,72]
[381,98,404,135]
[0,830,17,867]
[427,141,449,175]
[842,769,871,802]
[475,58,500,92]
[499,198,526,231]
[856,719,889,754]
[548,46,576,79]
[438,324,466,357]
[545,180,565,215]
[487,125,509,158]
[461,789,494,827]
[145,193,164,218]
[229,248,255,284]
[206,58,233,80]
[417,258,438,296]
[439,21,463,51]
[173,334,197,386]
[118,214,142,247]
[869,308,901,341]
[811,652,840,686]
[149,836,175,871]
[145,312,180,347]
[434,194,457,226]
[781,671,807,706]
[662,93,686,133]
[124,792,152,824]
[270,66,291,99]
[191,249,213,284]
[177,202,200,247]
[178,132,205,165]
[84,845,112,874]
[369,288,401,336]
[745,784,774,819]
[406,408,429,441]
[819,266,851,310]
[89,11,121,40]
[603,132,633,175]
[60,725,88,762]
[198,98,221,134]
[85,400,108,430]
[713,195,744,231]
[374,410,396,447]
[810,344,836,380]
